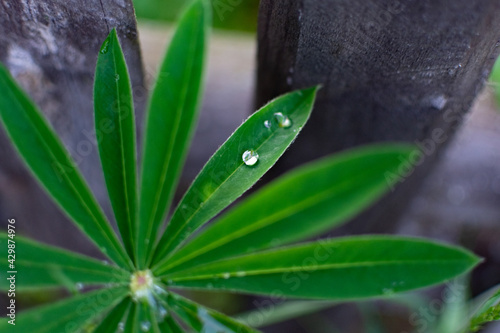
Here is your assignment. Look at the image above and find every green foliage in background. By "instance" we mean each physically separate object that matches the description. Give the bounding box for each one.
[0,0,480,331]
[133,0,259,32]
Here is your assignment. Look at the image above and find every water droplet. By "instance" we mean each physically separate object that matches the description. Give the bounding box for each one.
[101,260,109,266]
[158,306,168,320]
[75,282,84,291]
[117,322,125,332]
[140,321,151,332]
[115,74,120,81]
[236,271,246,277]
[430,95,448,110]
[100,39,110,54]
[264,120,272,129]
[382,288,394,295]
[222,272,230,279]
[242,150,259,166]
[274,112,292,128]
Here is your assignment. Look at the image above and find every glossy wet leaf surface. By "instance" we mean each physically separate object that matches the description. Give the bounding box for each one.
[162,237,479,300]
[137,0,211,268]
[94,28,137,261]
[156,144,414,275]
[152,87,319,269]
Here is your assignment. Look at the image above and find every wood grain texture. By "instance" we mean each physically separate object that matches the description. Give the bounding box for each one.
[257,0,500,232]
[0,0,144,257]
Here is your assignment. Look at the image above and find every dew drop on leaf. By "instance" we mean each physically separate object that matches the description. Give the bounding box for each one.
[158,306,168,320]
[242,150,259,166]
[75,282,84,291]
[273,112,292,128]
[100,39,110,54]
[264,120,271,129]
[115,74,120,81]
[140,321,151,332]
[117,322,125,332]
[382,288,394,295]
[222,272,230,279]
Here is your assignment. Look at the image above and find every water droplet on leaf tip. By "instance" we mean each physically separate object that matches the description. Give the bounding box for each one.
[242,150,259,166]
[274,112,292,128]
[140,321,151,332]
[100,40,110,54]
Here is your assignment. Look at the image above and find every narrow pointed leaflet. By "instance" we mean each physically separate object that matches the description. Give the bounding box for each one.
[152,86,319,268]
[0,64,132,269]
[95,28,138,261]
[160,237,480,300]
[0,233,128,291]
[137,0,211,268]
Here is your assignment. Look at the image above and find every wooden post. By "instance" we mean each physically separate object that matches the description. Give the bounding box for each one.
[257,0,500,232]
[0,0,144,257]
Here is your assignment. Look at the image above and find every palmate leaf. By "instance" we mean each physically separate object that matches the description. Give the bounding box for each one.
[152,86,319,269]
[137,0,211,268]
[94,28,137,261]
[0,65,131,270]
[160,237,479,300]
[0,286,128,332]
[0,233,128,291]
[154,144,413,275]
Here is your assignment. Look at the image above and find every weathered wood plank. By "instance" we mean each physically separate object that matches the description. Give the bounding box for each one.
[257,0,500,231]
[0,0,144,257]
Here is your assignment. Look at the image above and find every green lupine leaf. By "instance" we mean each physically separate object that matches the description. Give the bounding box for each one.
[155,144,413,275]
[124,302,139,333]
[0,286,128,332]
[158,314,184,333]
[134,301,159,333]
[0,65,131,270]
[161,237,479,300]
[490,56,500,108]
[236,300,335,328]
[137,0,211,268]
[152,86,319,269]
[164,293,259,332]
[93,297,132,333]
[0,233,128,291]
[470,286,500,332]
[94,28,137,261]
